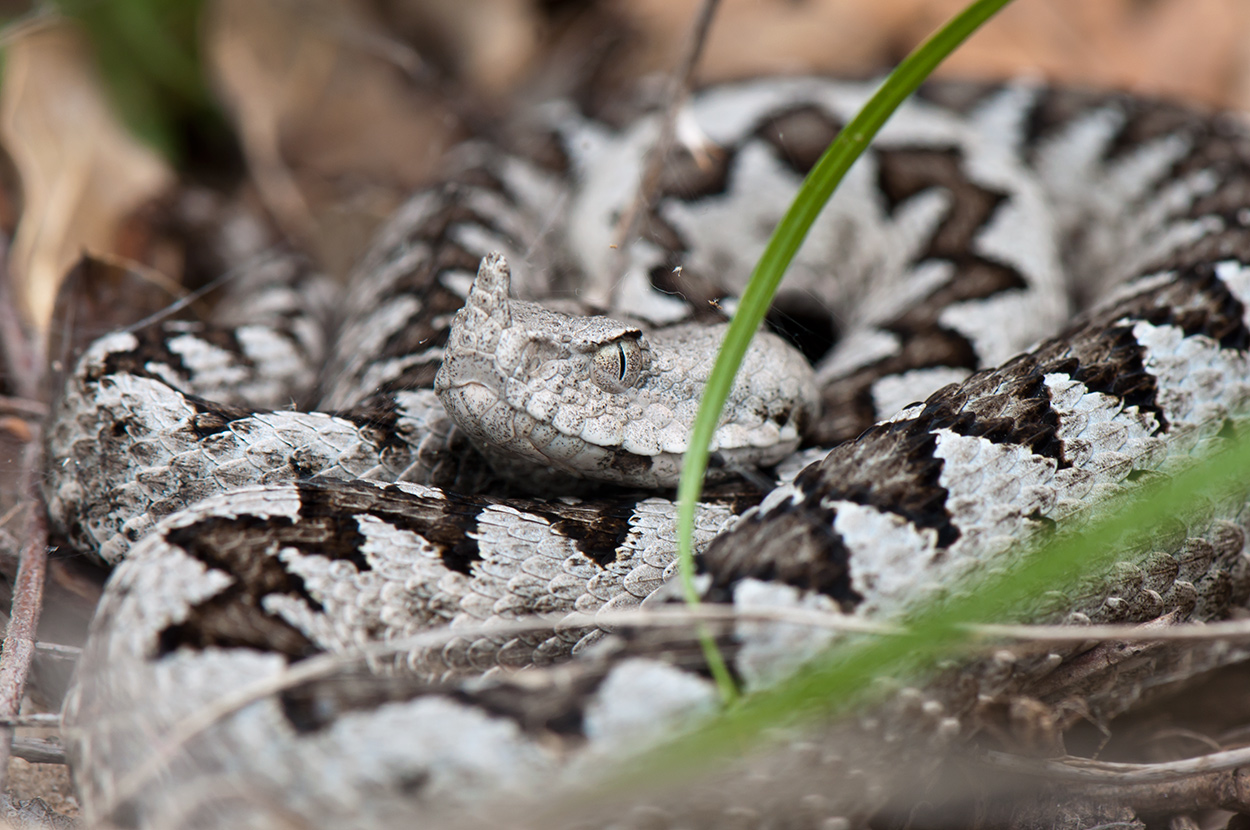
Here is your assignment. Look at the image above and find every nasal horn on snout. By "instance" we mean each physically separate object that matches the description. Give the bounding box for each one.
[464,252,513,330]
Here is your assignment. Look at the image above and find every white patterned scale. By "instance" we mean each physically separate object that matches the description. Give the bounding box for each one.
[50,78,1250,829]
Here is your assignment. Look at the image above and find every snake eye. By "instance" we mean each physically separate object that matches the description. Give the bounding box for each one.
[591,337,643,391]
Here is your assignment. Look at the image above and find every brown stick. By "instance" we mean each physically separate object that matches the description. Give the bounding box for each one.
[608,0,722,286]
[0,397,46,420]
[33,643,79,663]
[0,714,58,729]
[10,737,65,766]
[1083,768,1250,815]
[983,744,1250,784]
[0,441,49,788]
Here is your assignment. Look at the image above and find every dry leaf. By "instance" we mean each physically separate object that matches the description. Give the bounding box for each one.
[0,21,174,330]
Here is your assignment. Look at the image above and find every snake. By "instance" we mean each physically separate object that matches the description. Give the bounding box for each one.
[43,77,1250,829]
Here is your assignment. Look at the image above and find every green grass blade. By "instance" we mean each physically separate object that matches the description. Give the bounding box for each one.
[676,0,1017,703]
[49,0,225,163]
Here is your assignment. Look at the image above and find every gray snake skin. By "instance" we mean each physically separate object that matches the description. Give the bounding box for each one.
[43,77,1250,828]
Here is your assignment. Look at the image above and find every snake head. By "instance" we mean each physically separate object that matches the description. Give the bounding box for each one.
[436,252,819,489]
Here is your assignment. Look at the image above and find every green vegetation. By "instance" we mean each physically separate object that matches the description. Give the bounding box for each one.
[674,0,1018,704]
[47,0,224,164]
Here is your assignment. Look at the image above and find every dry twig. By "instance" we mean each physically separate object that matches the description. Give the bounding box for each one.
[10,737,65,766]
[32,644,78,664]
[607,0,722,289]
[0,714,58,729]
[0,397,46,420]
[983,745,1250,784]
[0,444,49,789]
[1083,768,1250,814]
[0,232,50,790]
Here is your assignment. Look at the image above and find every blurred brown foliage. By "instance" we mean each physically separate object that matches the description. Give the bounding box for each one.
[4,0,1250,327]
[2,0,1250,821]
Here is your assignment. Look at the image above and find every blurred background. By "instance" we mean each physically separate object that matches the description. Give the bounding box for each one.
[2,0,1250,820]
[1,0,1249,332]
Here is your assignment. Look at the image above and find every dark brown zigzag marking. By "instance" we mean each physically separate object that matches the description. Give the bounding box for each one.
[362,242,493,380]
[819,228,1250,465]
[808,254,1250,538]
[294,482,709,588]
[1022,86,1247,184]
[186,395,255,439]
[334,395,409,456]
[294,480,483,575]
[776,364,1084,588]
[642,104,847,322]
[755,104,845,178]
[799,315,1171,551]
[155,482,488,659]
[95,323,255,389]
[332,172,540,394]
[156,514,322,660]
[811,269,1031,447]
[1020,87,1125,165]
[648,102,849,207]
[1053,258,1250,407]
[157,481,699,662]
[876,147,1010,261]
[1100,95,1201,168]
[701,370,1070,606]
[700,496,862,611]
[913,79,1002,115]
[533,498,638,568]
[706,260,1250,603]
[806,147,1034,446]
[278,624,723,738]
[1135,261,1249,351]
[95,320,318,412]
[277,655,610,738]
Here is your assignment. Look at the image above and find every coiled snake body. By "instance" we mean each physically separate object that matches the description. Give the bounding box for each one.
[45,78,1250,828]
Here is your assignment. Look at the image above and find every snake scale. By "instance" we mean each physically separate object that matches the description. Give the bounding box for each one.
[42,77,1250,828]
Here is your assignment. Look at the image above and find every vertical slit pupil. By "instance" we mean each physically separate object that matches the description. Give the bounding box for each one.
[616,343,627,381]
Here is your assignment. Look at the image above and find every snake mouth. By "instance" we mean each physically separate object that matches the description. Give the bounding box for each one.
[437,374,691,486]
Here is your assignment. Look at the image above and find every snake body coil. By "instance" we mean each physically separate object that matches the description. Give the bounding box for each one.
[48,78,1250,829]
